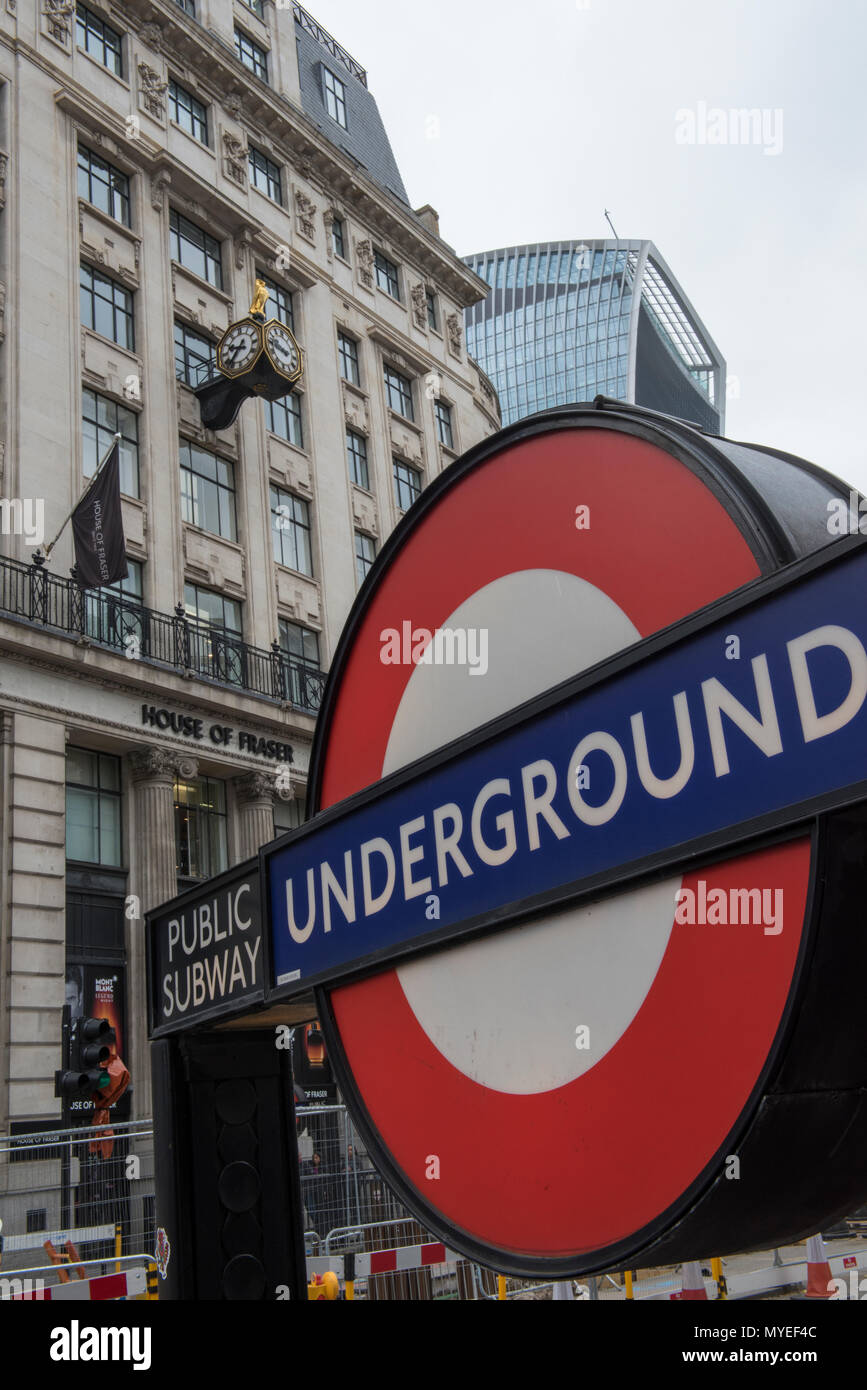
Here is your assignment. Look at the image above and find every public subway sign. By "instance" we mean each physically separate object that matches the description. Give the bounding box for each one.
[265,535,867,998]
[148,860,264,1036]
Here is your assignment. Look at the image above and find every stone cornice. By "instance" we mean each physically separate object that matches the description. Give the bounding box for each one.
[0,686,312,781]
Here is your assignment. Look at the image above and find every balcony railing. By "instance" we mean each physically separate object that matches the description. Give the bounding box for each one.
[0,553,326,715]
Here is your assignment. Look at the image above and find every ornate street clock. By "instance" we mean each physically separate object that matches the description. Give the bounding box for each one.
[195,279,304,430]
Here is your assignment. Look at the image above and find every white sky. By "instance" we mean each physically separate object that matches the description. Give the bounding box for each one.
[307,0,867,498]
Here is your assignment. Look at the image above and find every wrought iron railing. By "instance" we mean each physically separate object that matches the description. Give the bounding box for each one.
[292,2,368,86]
[0,552,326,714]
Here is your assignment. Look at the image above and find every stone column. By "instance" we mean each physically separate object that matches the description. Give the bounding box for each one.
[233,771,277,863]
[128,749,190,1117]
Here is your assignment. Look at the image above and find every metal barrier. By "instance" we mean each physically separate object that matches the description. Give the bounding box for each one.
[0,1119,155,1280]
[295,1104,409,1239]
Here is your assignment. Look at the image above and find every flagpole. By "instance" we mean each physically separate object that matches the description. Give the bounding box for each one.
[43,432,122,560]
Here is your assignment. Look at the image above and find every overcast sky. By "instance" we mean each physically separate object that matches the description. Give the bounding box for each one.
[310,0,867,499]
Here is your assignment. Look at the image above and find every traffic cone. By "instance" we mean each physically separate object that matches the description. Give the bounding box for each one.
[804,1235,834,1299]
[674,1261,708,1300]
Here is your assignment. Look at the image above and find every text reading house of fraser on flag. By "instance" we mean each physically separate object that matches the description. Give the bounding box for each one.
[267,543,867,994]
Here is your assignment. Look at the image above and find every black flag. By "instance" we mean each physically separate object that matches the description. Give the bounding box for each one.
[71,443,128,589]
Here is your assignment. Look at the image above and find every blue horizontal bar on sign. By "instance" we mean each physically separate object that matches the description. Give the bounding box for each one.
[265,536,867,998]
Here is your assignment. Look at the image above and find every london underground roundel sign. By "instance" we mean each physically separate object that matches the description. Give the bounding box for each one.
[302,404,867,1277]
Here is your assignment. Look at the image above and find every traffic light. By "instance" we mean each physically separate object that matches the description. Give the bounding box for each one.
[55,1017,115,1102]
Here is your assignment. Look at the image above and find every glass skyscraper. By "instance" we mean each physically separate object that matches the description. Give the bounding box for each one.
[464,240,725,433]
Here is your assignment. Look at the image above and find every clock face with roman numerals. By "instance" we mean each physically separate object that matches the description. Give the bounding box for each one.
[217,322,262,377]
[265,321,302,380]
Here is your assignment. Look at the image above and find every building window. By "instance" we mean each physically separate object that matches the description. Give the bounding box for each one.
[331,216,346,260]
[168,79,209,144]
[240,0,264,16]
[346,429,369,490]
[279,619,321,710]
[174,321,216,388]
[271,487,312,575]
[76,4,123,77]
[374,249,400,300]
[169,208,222,289]
[256,271,294,330]
[393,458,422,512]
[85,558,143,652]
[275,795,307,834]
[66,748,122,867]
[384,364,414,420]
[77,144,130,226]
[175,776,227,881]
[322,67,348,128]
[82,388,139,497]
[249,146,282,203]
[184,584,244,687]
[180,441,237,541]
[435,399,454,449]
[175,0,195,14]
[338,331,360,386]
[426,289,438,331]
[184,584,242,637]
[80,263,134,350]
[355,532,376,587]
[235,27,268,81]
[265,394,303,448]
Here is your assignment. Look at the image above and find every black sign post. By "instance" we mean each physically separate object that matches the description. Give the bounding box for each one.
[147,859,307,1301]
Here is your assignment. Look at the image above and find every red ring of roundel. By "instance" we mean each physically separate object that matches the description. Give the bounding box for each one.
[316,428,811,1259]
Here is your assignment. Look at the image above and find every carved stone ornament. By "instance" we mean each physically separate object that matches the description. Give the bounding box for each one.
[222,129,248,186]
[138,63,168,121]
[234,770,279,806]
[446,311,463,357]
[294,189,317,241]
[151,169,171,213]
[410,282,428,330]
[0,152,7,210]
[224,93,244,120]
[355,238,374,287]
[129,748,181,783]
[139,21,164,53]
[43,0,75,44]
[234,226,252,272]
[322,206,336,259]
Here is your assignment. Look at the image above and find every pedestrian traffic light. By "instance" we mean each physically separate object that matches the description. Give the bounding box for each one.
[54,1017,115,1101]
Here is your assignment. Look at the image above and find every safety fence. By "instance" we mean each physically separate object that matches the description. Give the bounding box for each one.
[7,1111,859,1300]
[0,1119,156,1294]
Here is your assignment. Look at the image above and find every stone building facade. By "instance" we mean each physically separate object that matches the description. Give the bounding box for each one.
[0,0,499,1134]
